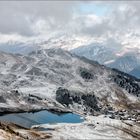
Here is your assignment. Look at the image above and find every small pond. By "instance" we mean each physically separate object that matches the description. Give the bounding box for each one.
[0,110,83,128]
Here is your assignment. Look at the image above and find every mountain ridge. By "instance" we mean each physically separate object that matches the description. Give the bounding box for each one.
[72,44,140,78]
[0,48,139,112]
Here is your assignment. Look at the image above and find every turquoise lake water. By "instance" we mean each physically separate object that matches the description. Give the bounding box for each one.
[0,110,83,128]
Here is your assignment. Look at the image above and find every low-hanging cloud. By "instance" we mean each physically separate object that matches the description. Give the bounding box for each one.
[0,0,140,51]
[0,1,76,36]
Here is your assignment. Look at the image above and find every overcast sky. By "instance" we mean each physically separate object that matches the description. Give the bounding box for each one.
[0,1,140,50]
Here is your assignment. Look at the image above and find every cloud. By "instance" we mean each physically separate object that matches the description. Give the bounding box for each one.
[0,1,140,51]
[0,1,76,36]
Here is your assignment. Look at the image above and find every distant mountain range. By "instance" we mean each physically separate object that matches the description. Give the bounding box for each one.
[0,36,139,79]
[72,43,140,79]
[0,35,90,54]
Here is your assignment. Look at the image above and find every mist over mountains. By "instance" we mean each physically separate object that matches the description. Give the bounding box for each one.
[0,35,139,79]
[72,43,140,78]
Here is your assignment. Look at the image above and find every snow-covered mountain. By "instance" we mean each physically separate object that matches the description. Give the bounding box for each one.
[0,48,139,115]
[72,44,140,78]
[0,41,38,54]
[108,55,139,73]
[0,35,91,55]
[129,66,140,78]
[0,48,139,139]
[71,43,118,64]
[1,34,139,79]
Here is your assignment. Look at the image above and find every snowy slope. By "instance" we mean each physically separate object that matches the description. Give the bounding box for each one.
[1,34,139,78]
[72,44,140,77]
[32,115,140,140]
[0,48,139,113]
[108,54,140,73]
[0,35,91,55]
[71,44,118,64]
[0,48,139,140]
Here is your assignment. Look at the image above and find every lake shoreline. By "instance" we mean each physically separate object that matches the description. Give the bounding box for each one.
[0,106,72,117]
